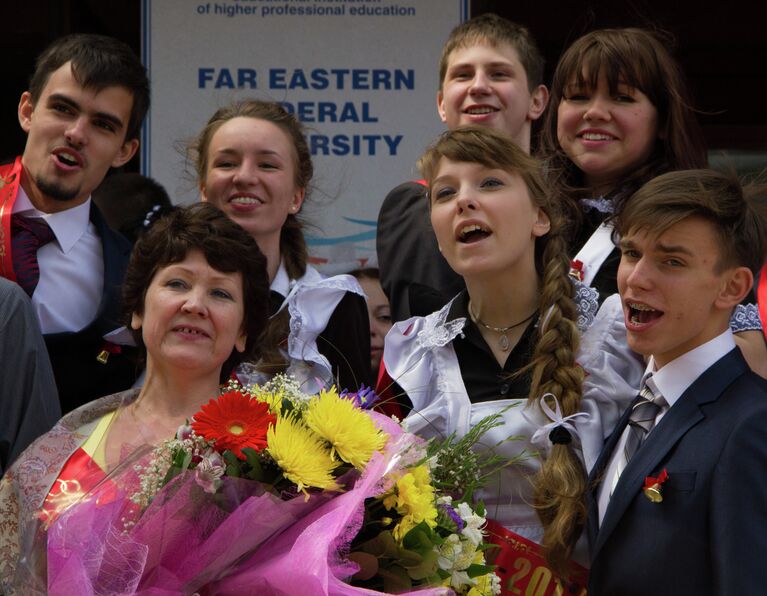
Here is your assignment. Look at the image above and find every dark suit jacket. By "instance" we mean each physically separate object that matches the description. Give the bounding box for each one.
[588,348,767,595]
[376,181,465,322]
[43,203,138,413]
[0,279,60,475]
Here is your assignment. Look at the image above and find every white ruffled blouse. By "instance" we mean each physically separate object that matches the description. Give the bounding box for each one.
[237,263,365,394]
[383,290,644,553]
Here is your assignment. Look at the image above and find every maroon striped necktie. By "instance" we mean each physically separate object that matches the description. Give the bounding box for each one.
[11,214,56,296]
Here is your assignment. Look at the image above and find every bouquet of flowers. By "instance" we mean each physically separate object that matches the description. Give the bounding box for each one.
[42,375,503,595]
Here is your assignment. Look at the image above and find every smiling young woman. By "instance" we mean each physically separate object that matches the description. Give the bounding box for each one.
[540,28,706,298]
[190,100,371,393]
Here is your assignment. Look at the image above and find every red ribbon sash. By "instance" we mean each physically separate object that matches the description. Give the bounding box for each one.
[758,264,767,340]
[40,446,110,527]
[485,519,588,596]
[0,157,23,281]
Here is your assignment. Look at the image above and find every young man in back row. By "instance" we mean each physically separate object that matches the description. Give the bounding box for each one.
[1,34,149,413]
[588,169,767,595]
[376,14,548,322]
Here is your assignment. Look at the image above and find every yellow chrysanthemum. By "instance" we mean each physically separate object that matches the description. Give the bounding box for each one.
[305,387,387,469]
[267,416,339,493]
[381,465,438,541]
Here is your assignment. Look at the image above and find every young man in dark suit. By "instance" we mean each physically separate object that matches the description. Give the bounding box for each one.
[588,169,767,595]
[376,14,548,322]
[0,34,149,412]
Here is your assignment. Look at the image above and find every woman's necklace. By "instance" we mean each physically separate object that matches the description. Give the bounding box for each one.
[468,301,537,352]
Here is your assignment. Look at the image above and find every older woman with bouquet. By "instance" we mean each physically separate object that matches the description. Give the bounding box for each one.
[0,203,270,592]
[0,201,497,595]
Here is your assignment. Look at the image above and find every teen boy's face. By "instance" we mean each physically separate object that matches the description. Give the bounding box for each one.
[437,41,547,152]
[18,62,138,213]
[618,216,749,368]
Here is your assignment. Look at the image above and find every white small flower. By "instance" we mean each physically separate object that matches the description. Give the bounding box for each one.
[448,568,475,590]
[454,537,477,570]
[437,534,462,571]
[176,424,193,441]
[456,502,486,547]
[488,572,502,595]
[194,450,225,494]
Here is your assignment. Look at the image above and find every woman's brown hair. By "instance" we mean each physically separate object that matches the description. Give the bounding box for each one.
[123,203,270,382]
[420,126,586,575]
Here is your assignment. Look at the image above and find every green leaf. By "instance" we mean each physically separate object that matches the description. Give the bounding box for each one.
[280,398,295,417]
[402,521,438,553]
[404,547,439,580]
[161,465,182,485]
[466,563,494,578]
[359,530,400,558]
[474,500,486,517]
[223,451,240,466]
[243,448,264,481]
[379,565,413,593]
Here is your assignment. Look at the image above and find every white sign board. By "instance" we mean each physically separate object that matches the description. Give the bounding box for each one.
[142,0,467,271]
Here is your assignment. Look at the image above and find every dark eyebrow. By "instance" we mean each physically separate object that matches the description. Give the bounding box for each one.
[48,93,125,131]
[431,174,453,187]
[214,147,280,158]
[449,60,514,71]
[620,237,694,256]
[655,242,695,256]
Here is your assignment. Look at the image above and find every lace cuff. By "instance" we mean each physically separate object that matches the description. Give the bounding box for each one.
[730,303,762,333]
[572,282,599,332]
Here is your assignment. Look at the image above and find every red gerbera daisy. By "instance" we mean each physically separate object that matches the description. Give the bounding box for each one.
[192,390,276,459]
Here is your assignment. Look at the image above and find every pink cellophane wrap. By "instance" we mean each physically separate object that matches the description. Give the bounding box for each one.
[42,410,449,595]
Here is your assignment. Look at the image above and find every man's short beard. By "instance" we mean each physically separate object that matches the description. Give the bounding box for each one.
[35,176,80,202]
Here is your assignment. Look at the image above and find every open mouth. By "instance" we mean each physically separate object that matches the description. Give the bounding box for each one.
[458,224,491,244]
[229,195,264,205]
[627,302,663,325]
[53,149,83,168]
[578,132,616,141]
[464,106,499,115]
[173,326,209,337]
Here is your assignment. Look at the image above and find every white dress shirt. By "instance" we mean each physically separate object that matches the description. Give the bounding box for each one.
[597,328,737,523]
[13,187,103,334]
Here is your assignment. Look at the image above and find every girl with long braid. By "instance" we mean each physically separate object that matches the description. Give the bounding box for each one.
[383,126,641,578]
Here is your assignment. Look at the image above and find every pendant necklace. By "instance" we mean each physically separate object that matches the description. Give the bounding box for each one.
[468,302,537,352]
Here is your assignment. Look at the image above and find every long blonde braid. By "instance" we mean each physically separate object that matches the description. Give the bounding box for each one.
[419,126,587,576]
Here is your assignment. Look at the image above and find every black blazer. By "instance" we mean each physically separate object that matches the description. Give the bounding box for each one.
[43,203,138,413]
[587,348,767,595]
[376,181,465,322]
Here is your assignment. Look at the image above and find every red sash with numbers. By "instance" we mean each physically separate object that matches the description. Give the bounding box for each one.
[485,519,589,596]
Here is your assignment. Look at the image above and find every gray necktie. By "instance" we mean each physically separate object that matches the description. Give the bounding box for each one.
[611,385,666,494]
